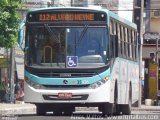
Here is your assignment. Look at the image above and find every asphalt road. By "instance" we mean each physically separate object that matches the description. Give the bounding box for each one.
[1,110,160,120]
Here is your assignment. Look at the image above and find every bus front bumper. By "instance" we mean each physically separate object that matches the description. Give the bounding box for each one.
[24,81,111,104]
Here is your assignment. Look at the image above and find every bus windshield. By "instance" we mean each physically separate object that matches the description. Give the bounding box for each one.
[26,25,108,68]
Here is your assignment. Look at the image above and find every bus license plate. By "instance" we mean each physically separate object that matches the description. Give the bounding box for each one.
[58,93,72,99]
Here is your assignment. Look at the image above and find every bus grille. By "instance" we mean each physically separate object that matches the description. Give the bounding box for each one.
[43,94,88,101]
[43,85,90,89]
[36,72,96,78]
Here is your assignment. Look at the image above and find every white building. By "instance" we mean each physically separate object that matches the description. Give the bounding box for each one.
[54,0,71,6]
[118,0,134,22]
[93,0,134,22]
[23,0,52,8]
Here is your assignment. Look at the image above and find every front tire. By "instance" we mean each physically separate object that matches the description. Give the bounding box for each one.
[114,82,121,115]
[99,103,114,117]
[53,105,75,116]
[63,106,75,116]
[36,104,46,116]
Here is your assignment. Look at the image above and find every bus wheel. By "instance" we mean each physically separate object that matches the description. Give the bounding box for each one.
[36,104,46,116]
[54,106,75,116]
[121,86,132,115]
[113,83,120,115]
[54,110,62,116]
[63,106,75,116]
[99,103,114,117]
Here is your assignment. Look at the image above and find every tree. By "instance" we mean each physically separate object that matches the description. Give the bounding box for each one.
[0,0,21,48]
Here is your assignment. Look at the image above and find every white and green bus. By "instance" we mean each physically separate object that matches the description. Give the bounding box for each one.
[18,7,140,116]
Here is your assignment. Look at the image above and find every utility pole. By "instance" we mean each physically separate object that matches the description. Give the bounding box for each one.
[9,48,15,103]
[134,0,143,108]
[156,35,160,105]
[133,0,144,108]
[138,0,144,107]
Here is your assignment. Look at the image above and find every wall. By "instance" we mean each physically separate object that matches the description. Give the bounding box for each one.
[150,19,160,33]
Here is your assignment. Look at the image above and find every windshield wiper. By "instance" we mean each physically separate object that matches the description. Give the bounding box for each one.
[44,24,60,44]
[77,25,88,45]
[44,24,64,67]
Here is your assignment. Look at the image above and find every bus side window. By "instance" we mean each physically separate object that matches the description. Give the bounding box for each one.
[117,24,121,56]
[110,35,115,58]
[134,31,137,60]
[110,34,118,58]
[114,35,118,57]
[131,30,135,60]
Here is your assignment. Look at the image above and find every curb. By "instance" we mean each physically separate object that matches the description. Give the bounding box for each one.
[131,106,160,111]
[0,103,36,116]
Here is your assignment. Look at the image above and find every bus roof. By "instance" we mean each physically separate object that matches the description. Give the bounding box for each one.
[27,6,106,12]
[107,10,137,29]
[27,6,137,29]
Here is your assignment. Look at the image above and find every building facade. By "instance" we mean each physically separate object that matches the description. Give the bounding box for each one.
[143,0,160,100]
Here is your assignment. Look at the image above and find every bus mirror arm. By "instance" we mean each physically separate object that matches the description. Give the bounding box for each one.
[18,29,24,50]
[18,20,25,50]
[24,46,29,52]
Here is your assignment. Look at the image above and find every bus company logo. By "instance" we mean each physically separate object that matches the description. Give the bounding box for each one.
[63,80,68,85]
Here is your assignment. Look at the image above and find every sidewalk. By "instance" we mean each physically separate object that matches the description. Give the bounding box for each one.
[0,101,36,116]
[132,104,160,111]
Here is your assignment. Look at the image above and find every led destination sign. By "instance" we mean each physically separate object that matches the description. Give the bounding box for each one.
[27,11,106,22]
[39,13,94,21]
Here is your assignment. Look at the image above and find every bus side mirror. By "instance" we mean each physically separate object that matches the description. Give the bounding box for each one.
[18,20,25,50]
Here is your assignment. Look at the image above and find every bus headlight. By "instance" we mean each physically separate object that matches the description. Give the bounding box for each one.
[25,77,44,89]
[89,77,109,89]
